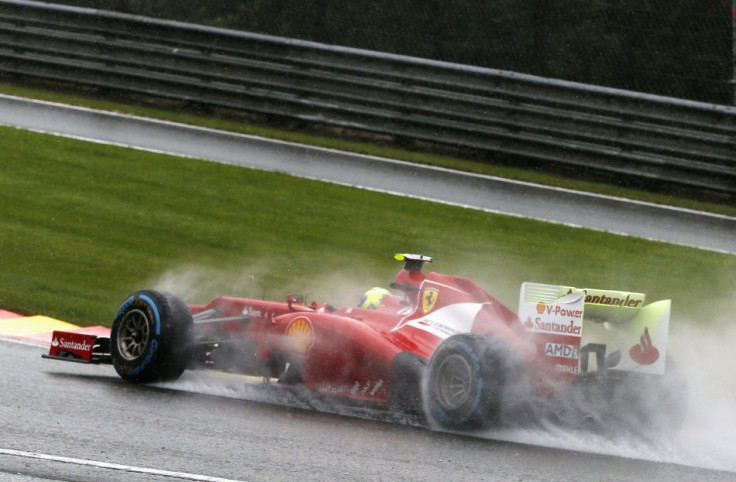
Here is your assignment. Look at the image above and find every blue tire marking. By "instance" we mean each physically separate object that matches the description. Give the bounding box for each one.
[114,296,135,320]
[456,342,483,421]
[139,294,161,335]
[431,340,485,426]
[129,339,159,376]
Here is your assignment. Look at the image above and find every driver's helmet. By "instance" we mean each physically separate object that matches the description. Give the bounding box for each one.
[359,287,391,309]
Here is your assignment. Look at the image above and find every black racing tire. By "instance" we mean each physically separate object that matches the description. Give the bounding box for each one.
[605,357,689,439]
[388,352,426,420]
[561,356,689,440]
[425,334,517,430]
[111,290,192,383]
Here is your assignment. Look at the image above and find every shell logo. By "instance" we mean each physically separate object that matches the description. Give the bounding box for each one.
[286,317,313,354]
[536,303,546,314]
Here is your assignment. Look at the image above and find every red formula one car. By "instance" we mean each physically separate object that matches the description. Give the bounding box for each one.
[44,254,687,436]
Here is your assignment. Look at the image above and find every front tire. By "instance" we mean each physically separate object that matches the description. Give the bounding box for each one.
[111,290,192,383]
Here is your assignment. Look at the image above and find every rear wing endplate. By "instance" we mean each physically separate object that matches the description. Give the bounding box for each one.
[519,283,670,375]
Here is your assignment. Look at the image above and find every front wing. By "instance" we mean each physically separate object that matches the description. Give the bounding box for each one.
[42,330,112,364]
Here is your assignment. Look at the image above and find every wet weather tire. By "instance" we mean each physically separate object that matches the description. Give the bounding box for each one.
[111,290,192,383]
[389,352,426,421]
[425,334,513,429]
[570,356,689,439]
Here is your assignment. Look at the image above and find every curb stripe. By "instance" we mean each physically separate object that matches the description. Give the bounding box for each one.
[0,311,110,344]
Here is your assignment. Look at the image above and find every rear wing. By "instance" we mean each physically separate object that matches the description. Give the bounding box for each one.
[519,283,670,375]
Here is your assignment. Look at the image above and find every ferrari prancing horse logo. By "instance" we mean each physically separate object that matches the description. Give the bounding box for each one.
[422,288,439,313]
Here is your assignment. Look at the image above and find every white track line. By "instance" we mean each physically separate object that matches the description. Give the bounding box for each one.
[0,448,242,482]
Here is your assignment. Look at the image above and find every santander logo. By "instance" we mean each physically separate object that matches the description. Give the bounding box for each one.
[51,336,92,352]
[629,327,659,365]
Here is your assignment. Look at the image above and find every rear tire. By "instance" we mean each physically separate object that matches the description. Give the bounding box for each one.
[425,334,518,429]
[111,290,192,383]
[555,356,689,439]
[600,357,688,439]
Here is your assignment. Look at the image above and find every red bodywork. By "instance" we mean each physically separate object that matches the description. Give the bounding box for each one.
[185,264,550,405]
[43,258,584,404]
[42,256,683,436]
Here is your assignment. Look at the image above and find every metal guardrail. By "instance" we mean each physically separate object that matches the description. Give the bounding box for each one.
[1,0,735,201]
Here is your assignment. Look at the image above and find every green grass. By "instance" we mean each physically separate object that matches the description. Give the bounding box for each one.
[2,80,734,217]
[1,126,734,329]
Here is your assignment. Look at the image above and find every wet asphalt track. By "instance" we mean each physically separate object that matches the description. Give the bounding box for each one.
[1,94,735,480]
[1,94,734,255]
[2,339,734,481]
